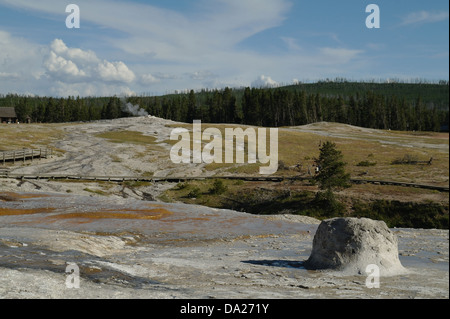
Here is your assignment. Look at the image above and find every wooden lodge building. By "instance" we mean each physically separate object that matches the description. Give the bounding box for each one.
[0,107,18,123]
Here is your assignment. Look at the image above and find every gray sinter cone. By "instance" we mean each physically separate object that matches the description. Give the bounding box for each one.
[305,217,407,276]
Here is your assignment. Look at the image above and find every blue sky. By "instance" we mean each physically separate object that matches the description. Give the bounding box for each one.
[0,0,448,97]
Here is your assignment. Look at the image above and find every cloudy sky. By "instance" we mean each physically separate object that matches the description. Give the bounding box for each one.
[0,0,448,97]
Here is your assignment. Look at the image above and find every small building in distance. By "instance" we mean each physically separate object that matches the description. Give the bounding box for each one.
[0,107,18,123]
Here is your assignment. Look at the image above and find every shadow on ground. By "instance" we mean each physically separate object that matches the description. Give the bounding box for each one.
[242,259,305,269]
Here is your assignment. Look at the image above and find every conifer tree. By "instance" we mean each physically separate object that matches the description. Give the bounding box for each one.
[187,90,197,122]
[313,141,351,216]
[314,141,351,192]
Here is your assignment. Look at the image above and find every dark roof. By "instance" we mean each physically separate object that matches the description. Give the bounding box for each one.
[0,107,17,118]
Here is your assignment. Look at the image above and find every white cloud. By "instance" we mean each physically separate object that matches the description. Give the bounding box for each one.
[0,30,48,93]
[366,43,386,51]
[0,33,139,96]
[50,39,99,65]
[319,48,363,64]
[44,39,135,84]
[140,74,161,85]
[96,60,135,83]
[44,51,87,80]
[0,1,370,96]
[0,0,291,60]
[0,30,43,76]
[188,71,217,81]
[199,0,291,43]
[251,75,279,88]
[401,10,449,26]
[0,29,367,96]
[49,82,136,98]
[0,72,20,79]
[281,37,302,51]
[154,73,178,80]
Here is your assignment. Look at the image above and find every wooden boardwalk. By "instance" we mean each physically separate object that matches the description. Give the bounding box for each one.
[1,148,52,165]
[0,172,448,193]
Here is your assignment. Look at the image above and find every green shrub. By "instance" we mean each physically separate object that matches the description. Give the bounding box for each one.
[209,179,228,195]
[177,182,189,190]
[312,190,346,217]
[357,160,377,167]
[392,154,418,165]
[187,187,202,198]
[353,200,449,229]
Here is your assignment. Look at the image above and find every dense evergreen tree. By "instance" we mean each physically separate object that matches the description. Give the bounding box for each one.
[314,141,351,192]
[104,97,120,119]
[313,141,351,216]
[187,90,197,122]
[0,81,448,132]
[45,98,57,123]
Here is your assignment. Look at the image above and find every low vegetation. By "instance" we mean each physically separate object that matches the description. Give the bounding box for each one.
[5,81,448,133]
[353,200,448,229]
[1,110,447,230]
[167,122,449,186]
[161,179,449,229]
[357,160,377,167]
[0,124,65,151]
[95,130,158,146]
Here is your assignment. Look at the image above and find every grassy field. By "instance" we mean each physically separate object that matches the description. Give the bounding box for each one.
[0,123,65,151]
[162,122,449,229]
[3,122,448,187]
[2,121,448,228]
[161,178,448,229]
[95,130,158,146]
[167,122,449,185]
[95,130,168,164]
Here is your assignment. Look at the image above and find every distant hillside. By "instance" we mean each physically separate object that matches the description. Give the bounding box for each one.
[1,81,449,132]
[161,80,449,109]
[281,81,449,109]
[131,81,449,132]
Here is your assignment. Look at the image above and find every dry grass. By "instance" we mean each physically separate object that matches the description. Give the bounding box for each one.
[96,130,168,164]
[162,122,448,213]
[340,183,449,205]
[166,122,449,185]
[2,121,447,207]
[168,123,281,174]
[95,130,158,146]
[83,188,109,196]
[0,124,65,151]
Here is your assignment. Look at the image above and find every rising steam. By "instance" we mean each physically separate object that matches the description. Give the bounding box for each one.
[122,102,149,117]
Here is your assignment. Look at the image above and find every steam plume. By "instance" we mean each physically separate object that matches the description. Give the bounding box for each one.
[122,102,149,117]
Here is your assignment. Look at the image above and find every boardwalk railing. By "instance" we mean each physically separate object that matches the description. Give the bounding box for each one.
[0,173,448,193]
[1,148,52,165]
